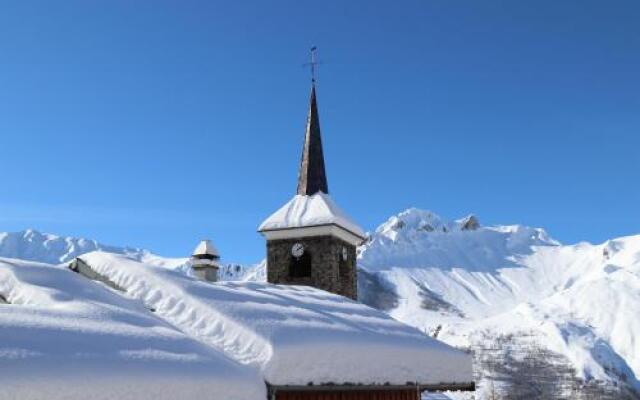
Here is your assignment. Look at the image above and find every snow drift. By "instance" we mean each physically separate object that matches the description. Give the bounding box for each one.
[0,257,265,400]
[78,251,474,387]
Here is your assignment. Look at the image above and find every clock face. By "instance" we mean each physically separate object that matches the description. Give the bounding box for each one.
[291,243,305,258]
[342,246,348,261]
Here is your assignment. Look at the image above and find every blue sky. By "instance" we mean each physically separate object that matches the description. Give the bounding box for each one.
[0,1,638,262]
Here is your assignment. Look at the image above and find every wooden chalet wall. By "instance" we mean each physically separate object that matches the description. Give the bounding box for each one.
[273,388,419,400]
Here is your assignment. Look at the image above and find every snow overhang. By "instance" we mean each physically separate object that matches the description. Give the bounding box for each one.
[258,193,366,244]
[260,223,365,246]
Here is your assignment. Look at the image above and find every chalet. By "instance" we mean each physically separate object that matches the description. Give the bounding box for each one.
[73,251,475,400]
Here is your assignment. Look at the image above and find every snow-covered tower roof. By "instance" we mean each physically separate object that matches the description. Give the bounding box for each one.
[192,239,219,259]
[258,192,366,244]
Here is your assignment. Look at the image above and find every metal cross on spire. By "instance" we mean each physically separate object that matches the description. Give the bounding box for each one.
[297,46,328,196]
[303,46,320,83]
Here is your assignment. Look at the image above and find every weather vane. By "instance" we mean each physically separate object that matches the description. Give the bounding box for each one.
[303,46,321,83]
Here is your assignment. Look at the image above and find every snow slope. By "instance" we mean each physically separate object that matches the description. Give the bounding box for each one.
[0,257,265,400]
[358,208,640,395]
[79,251,474,387]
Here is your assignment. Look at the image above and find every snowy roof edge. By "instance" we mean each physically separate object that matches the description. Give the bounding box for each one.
[258,193,366,240]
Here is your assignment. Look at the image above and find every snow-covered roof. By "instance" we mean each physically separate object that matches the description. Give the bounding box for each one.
[258,192,366,240]
[79,251,474,387]
[0,257,265,400]
[192,239,219,257]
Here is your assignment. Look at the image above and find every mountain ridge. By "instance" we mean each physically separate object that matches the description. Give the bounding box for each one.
[358,208,640,398]
[0,229,148,264]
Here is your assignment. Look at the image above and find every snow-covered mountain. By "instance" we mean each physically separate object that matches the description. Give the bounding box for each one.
[358,209,640,398]
[0,229,149,264]
[0,229,259,281]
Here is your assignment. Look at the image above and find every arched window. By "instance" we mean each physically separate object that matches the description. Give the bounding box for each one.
[290,252,312,278]
[339,246,352,278]
[339,257,350,278]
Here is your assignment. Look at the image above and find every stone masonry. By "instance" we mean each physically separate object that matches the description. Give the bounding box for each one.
[266,235,357,300]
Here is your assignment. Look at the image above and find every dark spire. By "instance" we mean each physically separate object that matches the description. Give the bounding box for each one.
[296,83,329,195]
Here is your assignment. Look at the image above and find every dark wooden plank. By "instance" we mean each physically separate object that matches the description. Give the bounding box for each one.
[275,388,420,400]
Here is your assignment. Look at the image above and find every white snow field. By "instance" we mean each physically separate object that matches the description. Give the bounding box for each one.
[358,208,640,395]
[0,257,266,400]
[79,251,474,388]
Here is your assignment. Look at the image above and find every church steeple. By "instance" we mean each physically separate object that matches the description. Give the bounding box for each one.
[296,83,329,195]
[259,48,363,300]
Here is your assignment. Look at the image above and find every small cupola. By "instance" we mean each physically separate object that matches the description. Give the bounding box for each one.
[190,239,220,282]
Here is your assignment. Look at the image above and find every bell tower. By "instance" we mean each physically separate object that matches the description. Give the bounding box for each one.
[258,49,365,299]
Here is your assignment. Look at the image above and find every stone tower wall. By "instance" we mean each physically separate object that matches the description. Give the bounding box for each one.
[266,235,357,300]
